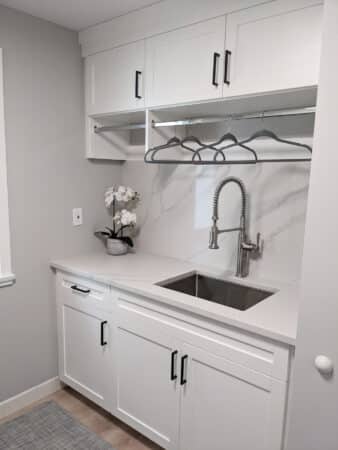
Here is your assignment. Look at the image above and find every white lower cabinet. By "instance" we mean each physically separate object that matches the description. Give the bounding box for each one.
[56,274,290,450]
[56,273,114,412]
[115,293,289,450]
[180,343,287,450]
[115,307,180,449]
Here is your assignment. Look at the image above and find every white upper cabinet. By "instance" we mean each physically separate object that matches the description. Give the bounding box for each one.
[85,40,145,115]
[145,16,226,107]
[224,0,323,97]
[83,0,323,159]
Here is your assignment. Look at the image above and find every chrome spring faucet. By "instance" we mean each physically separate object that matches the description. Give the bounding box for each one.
[209,177,262,278]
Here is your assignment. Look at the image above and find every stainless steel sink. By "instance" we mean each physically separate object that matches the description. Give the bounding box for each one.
[158,273,274,311]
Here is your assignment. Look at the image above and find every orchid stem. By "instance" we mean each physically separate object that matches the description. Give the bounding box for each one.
[112,198,116,234]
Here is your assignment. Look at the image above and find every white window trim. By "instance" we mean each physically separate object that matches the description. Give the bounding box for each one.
[0,49,15,287]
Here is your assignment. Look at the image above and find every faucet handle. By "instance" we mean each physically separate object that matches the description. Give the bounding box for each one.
[254,233,263,257]
[242,233,263,258]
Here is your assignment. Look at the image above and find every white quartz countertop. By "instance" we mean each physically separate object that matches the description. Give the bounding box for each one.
[51,251,300,346]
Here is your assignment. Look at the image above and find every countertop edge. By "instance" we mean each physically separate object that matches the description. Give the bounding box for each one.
[51,261,297,347]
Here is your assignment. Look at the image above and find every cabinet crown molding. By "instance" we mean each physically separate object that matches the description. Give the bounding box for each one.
[79,0,271,57]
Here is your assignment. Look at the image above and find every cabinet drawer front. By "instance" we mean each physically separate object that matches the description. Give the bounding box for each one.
[116,291,290,381]
[178,323,290,382]
[56,272,111,312]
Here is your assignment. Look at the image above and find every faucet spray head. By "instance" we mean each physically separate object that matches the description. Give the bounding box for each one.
[209,224,219,249]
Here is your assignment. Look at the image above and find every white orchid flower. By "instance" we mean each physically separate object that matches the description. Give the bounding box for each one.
[104,187,116,208]
[114,209,137,227]
[105,185,139,205]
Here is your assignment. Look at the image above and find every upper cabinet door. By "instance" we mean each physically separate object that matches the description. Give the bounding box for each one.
[85,40,145,115]
[146,17,226,107]
[224,0,323,97]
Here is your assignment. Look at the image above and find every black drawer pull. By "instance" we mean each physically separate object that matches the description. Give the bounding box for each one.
[224,50,231,85]
[71,285,90,294]
[212,52,220,87]
[171,350,178,381]
[180,354,188,385]
[135,70,142,99]
[100,321,108,346]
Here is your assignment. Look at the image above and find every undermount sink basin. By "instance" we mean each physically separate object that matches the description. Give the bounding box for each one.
[158,273,274,311]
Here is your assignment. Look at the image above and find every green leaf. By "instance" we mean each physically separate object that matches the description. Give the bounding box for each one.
[120,236,134,247]
[94,231,110,241]
[105,227,117,238]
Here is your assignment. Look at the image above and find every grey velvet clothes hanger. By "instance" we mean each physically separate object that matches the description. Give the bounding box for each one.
[144,133,258,164]
[234,129,312,163]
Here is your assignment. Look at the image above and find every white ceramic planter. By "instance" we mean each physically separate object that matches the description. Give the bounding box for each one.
[106,238,129,256]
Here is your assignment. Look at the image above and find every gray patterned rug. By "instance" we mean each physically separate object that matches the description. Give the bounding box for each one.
[0,401,113,449]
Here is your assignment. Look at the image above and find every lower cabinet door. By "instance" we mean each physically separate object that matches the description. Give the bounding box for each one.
[179,343,287,450]
[115,313,180,449]
[58,303,113,412]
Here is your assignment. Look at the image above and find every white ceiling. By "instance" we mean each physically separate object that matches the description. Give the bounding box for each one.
[0,0,165,31]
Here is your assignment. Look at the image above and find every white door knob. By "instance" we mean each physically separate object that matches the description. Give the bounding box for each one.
[315,355,334,376]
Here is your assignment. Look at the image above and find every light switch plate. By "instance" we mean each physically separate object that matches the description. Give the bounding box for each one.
[72,208,83,226]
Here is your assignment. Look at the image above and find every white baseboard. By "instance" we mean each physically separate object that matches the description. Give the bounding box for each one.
[0,377,62,420]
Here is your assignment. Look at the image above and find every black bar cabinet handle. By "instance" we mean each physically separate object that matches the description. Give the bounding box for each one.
[180,355,188,385]
[71,285,90,294]
[100,320,108,346]
[171,350,178,381]
[224,50,232,85]
[135,70,142,99]
[212,52,220,87]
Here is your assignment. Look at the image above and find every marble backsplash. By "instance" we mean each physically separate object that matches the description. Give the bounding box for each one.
[121,160,311,284]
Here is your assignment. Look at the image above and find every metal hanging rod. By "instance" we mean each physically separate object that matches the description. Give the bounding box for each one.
[93,106,316,133]
[94,123,146,133]
[152,106,316,128]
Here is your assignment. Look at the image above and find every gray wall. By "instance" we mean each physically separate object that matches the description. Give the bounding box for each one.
[0,6,121,401]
